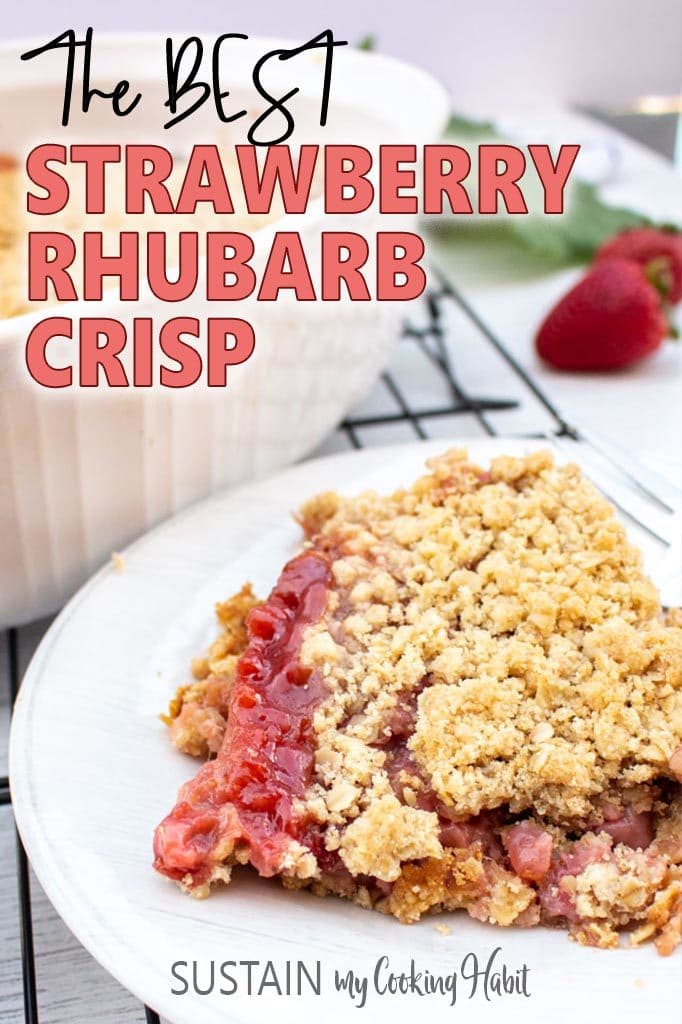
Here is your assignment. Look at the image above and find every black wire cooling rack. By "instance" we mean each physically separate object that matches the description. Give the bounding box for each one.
[0,277,592,1024]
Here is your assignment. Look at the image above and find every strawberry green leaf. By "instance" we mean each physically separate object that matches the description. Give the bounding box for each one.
[356,35,377,51]
[510,181,652,265]
[446,112,497,137]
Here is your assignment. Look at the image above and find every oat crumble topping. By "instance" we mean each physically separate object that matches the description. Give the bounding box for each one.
[155,449,682,953]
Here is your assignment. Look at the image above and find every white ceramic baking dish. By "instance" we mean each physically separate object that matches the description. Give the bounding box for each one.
[0,34,449,626]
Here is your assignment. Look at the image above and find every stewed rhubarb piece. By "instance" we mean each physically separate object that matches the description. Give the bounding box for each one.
[154,449,682,953]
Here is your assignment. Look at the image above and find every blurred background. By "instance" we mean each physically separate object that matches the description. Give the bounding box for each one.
[2,0,680,162]
[0,0,679,106]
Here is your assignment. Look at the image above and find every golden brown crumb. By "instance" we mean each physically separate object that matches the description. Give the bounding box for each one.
[388,850,485,923]
[669,746,682,782]
[631,869,682,954]
[111,552,125,572]
[159,448,682,952]
[666,608,682,629]
[0,155,25,319]
[162,584,258,757]
[339,794,441,881]
[299,450,681,862]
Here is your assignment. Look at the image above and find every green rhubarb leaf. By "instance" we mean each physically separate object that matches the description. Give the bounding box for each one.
[433,107,656,269]
[445,112,496,137]
[509,180,652,265]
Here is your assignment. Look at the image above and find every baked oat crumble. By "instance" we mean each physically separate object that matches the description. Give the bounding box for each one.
[154,449,682,953]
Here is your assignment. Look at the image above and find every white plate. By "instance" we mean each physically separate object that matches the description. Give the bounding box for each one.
[10,439,681,1024]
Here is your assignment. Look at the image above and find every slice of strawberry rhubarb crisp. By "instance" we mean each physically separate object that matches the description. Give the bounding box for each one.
[154,449,682,953]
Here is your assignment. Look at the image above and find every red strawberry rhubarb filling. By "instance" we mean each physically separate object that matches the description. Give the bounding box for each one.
[370,688,669,929]
[154,448,682,952]
[153,552,331,887]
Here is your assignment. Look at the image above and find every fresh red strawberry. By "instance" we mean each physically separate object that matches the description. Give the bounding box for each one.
[595,227,682,304]
[536,257,669,370]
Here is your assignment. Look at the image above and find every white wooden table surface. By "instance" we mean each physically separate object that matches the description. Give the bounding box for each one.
[2,110,681,1023]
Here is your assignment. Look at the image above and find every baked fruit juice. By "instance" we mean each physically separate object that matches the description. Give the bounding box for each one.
[154,449,682,953]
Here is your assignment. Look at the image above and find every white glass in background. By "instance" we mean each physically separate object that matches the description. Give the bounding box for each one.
[587,94,682,171]
[674,98,682,171]
[632,93,682,172]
